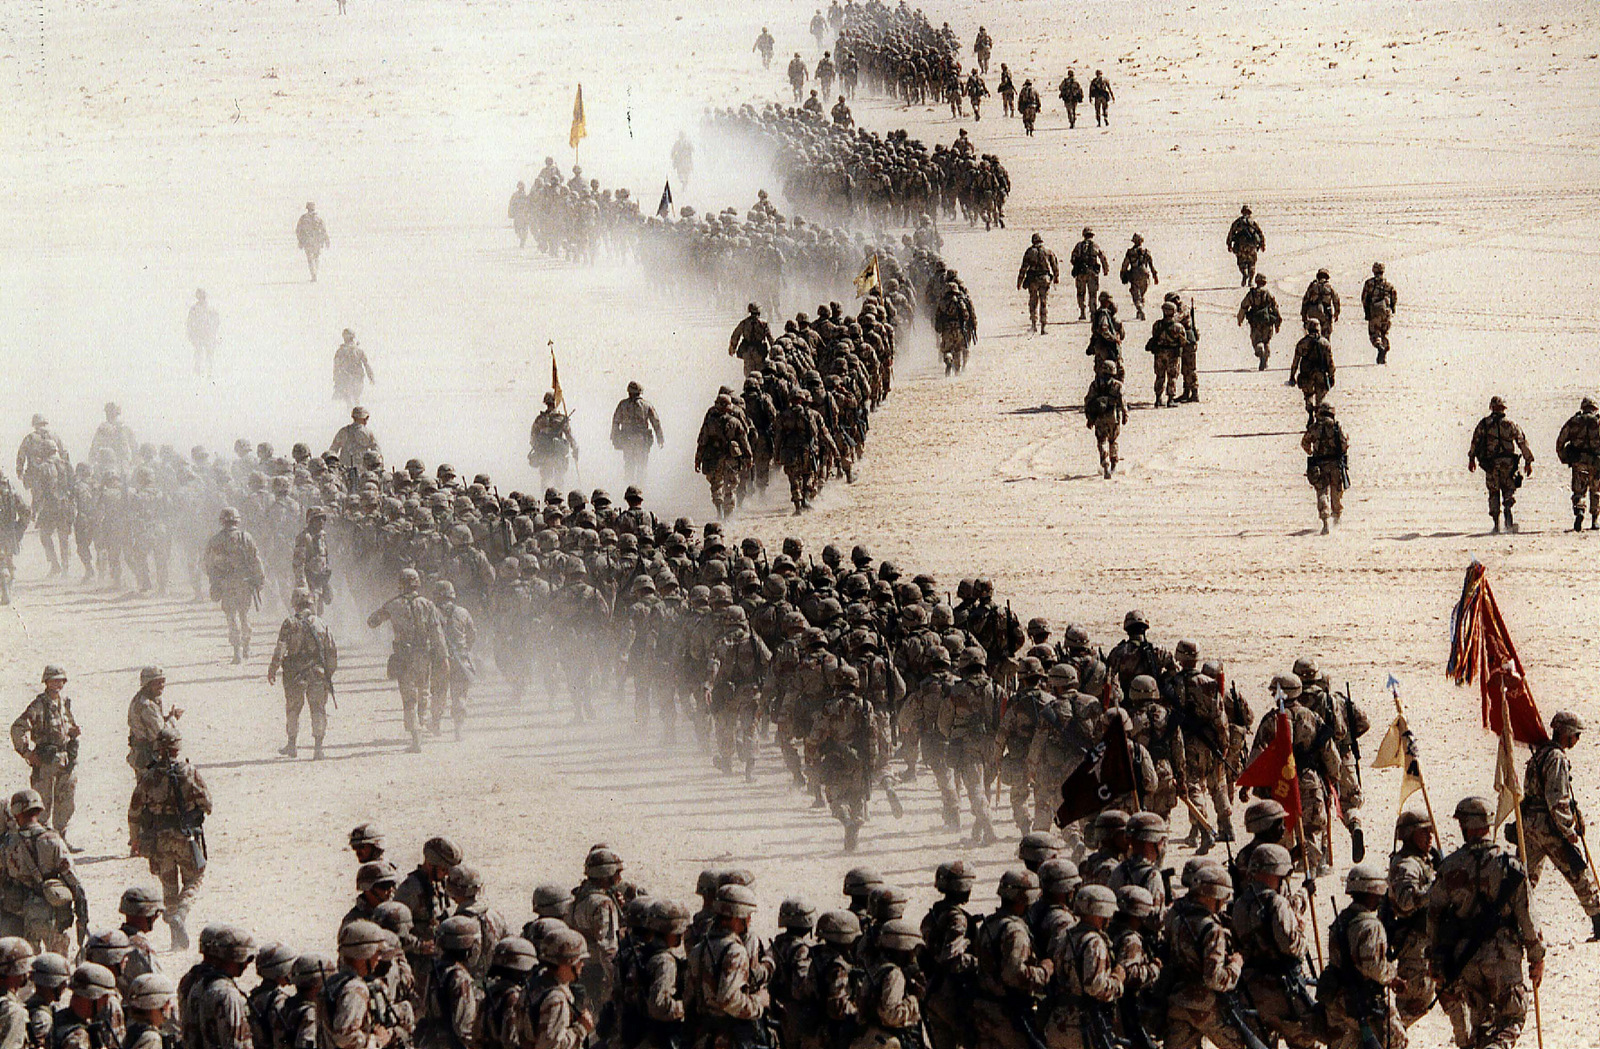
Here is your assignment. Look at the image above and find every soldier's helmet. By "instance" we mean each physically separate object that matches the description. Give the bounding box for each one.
[815,910,861,945]
[8,790,42,818]
[876,919,924,953]
[778,897,816,930]
[1396,808,1432,834]
[136,665,167,688]
[747,302,761,315]
[625,380,643,397]
[1241,204,1252,215]
[933,860,974,894]
[1292,656,1318,681]
[1583,397,1598,412]
[1372,262,1385,275]
[1017,656,1045,680]
[1248,843,1293,877]
[0,938,30,979]
[1553,710,1587,735]
[1072,885,1117,919]
[1190,865,1234,903]
[292,954,334,987]
[83,929,132,969]
[126,973,177,1011]
[119,885,163,918]
[1046,663,1081,691]
[356,861,399,893]
[834,665,861,689]
[544,392,557,407]
[398,568,422,592]
[1127,813,1168,843]
[842,867,882,896]
[1038,859,1081,896]
[352,406,369,421]
[585,847,624,878]
[1019,832,1064,865]
[1031,232,1043,245]
[1452,796,1492,827]
[338,920,387,961]
[253,942,298,981]
[423,836,464,868]
[70,963,118,1001]
[491,937,540,972]
[1243,799,1287,833]
[219,507,241,525]
[713,884,759,919]
[1305,318,1321,332]
[1123,609,1149,631]
[1112,885,1153,919]
[436,916,482,952]
[1489,395,1506,412]
[997,869,1041,904]
[1082,227,1094,238]
[532,884,573,916]
[198,924,256,964]
[543,928,590,966]
[1270,673,1302,700]
[1160,301,1177,315]
[1255,273,1268,286]
[1127,675,1160,705]
[349,823,385,850]
[1346,864,1389,896]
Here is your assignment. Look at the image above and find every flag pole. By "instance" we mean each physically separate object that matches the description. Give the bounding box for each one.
[1297,824,1325,968]
[1390,684,1440,841]
[1500,679,1544,1049]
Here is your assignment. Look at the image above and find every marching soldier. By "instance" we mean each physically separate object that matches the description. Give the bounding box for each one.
[1468,396,1535,534]
[728,304,773,375]
[610,382,665,486]
[3,790,85,956]
[1300,269,1341,338]
[1288,318,1335,415]
[971,871,1050,1049]
[1301,404,1348,534]
[11,667,80,844]
[126,667,181,774]
[1069,229,1109,322]
[203,508,265,664]
[1041,885,1122,1049]
[805,665,877,852]
[695,395,752,521]
[1231,845,1317,1047]
[1160,865,1245,1049]
[332,331,375,406]
[1084,358,1128,480]
[1089,71,1113,124]
[1146,300,1189,408]
[1521,710,1600,940]
[688,885,767,1049]
[1555,396,1600,532]
[1325,865,1405,1049]
[291,507,333,613]
[295,202,329,281]
[1387,809,1453,1034]
[1226,205,1266,287]
[128,730,210,951]
[1360,262,1398,363]
[1429,796,1544,1049]
[327,406,380,475]
[529,393,579,490]
[1017,234,1060,334]
[268,587,338,760]
[1119,234,1158,320]
[366,568,447,753]
[1237,273,1282,370]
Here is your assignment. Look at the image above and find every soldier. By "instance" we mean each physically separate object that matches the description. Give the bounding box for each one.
[933,272,976,375]
[1119,234,1158,320]
[754,28,774,69]
[1230,844,1316,1048]
[123,974,176,1049]
[431,580,475,741]
[1520,710,1600,939]
[1555,396,1600,532]
[268,587,338,760]
[695,395,751,521]
[1081,357,1128,480]
[1040,885,1121,1049]
[1174,646,1232,849]
[1301,404,1348,534]
[1145,300,1189,408]
[1086,292,1125,380]
[1301,268,1341,338]
[1017,78,1042,135]
[5,793,86,955]
[529,393,579,490]
[769,899,813,1049]
[1088,70,1113,125]
[327,406,380,475]
[247,944,296,1049]
[1237,273,1282,371]
[321,922,383,1049]
[478,937,537,1049]
[1069,228,1109,322]
[126,667,181,774]
[992,660,1048,834]
[367,568,447,752]
[707,606,771,781]
[117,887,164,983]
[571,847,624,1004]
[1057,70,1084,128]
[1429,796,1544,1049]
[1110,814,1170,919]
[128,729,209,951]
[15,419,70,578]
[1106,609,1175,700]
[1288,318,1335,415]
[1017,233,1060,334]
[395,837,461,1007]
[0,468,27,605]
[203,508,265,664]
[349,825,386,866]
[788,52,809,101]
[90,403,136,476]
[971,871,1050,1049]
[1160,865,1245,1049]
[0,937,30,1048]
[295,202,329,280]
[1360,262,1397,363]
[1387,809,1451,1034]
[187,289,219,378]
[12,667,80,844]
[1324,865,1405,1049]
[520,927,592,1049]
[27,952,68,1049]
[329,330,375,406]
[688,885,767,1049]
[1225,205,1265,287]
[856,919,922,1049]
[918,862,975,1049]
[343,862,398,929]
[611,382,665,486]
[806,665,878,851]
[182,925,255,1049]
[52,963,118,1049]
[291,507,332,612]
[417,916,479,1049]
[1468,396,1534,534]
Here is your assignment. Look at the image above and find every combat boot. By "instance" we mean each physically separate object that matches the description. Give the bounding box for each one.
[1216,822,1236,843]
[1591,512,1598,531]
[1576,513,1585,533]
[168,915,189,951]
[1505,509,1517,533]
[1320,519,1330,536]
[278,743,296,758]
[1350,826,1365,863]
[1197,826,1216,855]
[1590,914,1600,942]
[231,645,243,666]
[1491,513,1501,535]
[313,742,325,761]
[843,823,860,853]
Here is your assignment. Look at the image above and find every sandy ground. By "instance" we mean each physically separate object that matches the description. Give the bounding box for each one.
[3,0,1600,1042]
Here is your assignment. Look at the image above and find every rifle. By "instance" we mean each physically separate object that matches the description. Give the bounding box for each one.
[1341,683,1361,788]
[309,618,338,710]
[1082,1000,1131,1049]
[165,760,207,872]
[1218,990,1272,1049]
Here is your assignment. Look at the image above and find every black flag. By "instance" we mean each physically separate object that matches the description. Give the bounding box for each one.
[656,180,673,219]
[1055,713,1136,828]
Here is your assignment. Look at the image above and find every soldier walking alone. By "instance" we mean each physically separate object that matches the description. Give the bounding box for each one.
[1301,404,1348,534]
[1555,396,1600,532]
[295,202,330,281]
[268,587,338,760]
[1237,274,1281,370]
[203,508,266,664]
[1226,205,1266,287]
[332,330,375,406]
[367,568,446,753]
[1069,228,1109,322]
[187,290,219,379]
[1361,262,1398,364]
[128,729,210,950]
[1016,234,1059,334]
[11,666,81,847]
[1468,396,1534,534]
[610,382,664,486]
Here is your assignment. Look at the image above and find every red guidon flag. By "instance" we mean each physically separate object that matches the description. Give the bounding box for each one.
[1446,560,1548,746]
[1055,711,1136,828]
[1235,698,1301,830]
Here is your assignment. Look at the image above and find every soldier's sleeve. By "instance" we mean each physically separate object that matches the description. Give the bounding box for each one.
[188,765,214,816]
[1507,856,1544,963]
[1080,935,1125,1003]
[1515,423,1534,464]
[1114,930,1160,989]
[129,696,164,743]
[269,620,293,678]
[214,988,255,1049]
[715,940,769,1020]
[873,966,920,1027]
[1388,857,1431,917]
[643,952,685,1023]
[448,970,478,1046]
[10,704,34,759]
[1198,924,1241,993]
[328,981,372,1049]
[999,922,1049,994]
[1543,751,1580,839]
[1350,917,1395,985]
[129,773,150,842]
[1269,894,1308,959]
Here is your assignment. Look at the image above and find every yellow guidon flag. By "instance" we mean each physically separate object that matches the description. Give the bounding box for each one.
[549,341,567,412]
[1372,713,1425,809]
[569,85,587,150]
[853,253,880,297]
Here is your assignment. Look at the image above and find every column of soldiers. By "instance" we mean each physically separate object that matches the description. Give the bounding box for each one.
[830,0,960,106]
[0,779,1572,1049]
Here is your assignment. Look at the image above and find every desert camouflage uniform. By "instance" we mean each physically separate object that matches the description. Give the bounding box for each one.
[1387,842,1445,1029]
[1468,411,1533,525]
[269,607,337,754]
[1159,897,1244,1049]
[1231,881,1318,1048]
[11,696,78,835]
[128,754,211,928]
[971,911,1048,1049]
[1555,403,1600,524]
[1041,923,1122,1049]
[1520,741,1600,917]
[1324,900,1404,1049]
[181,962,251,1049]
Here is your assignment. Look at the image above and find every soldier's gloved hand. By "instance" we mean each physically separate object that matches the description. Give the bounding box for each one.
[1524,463,1534,478]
